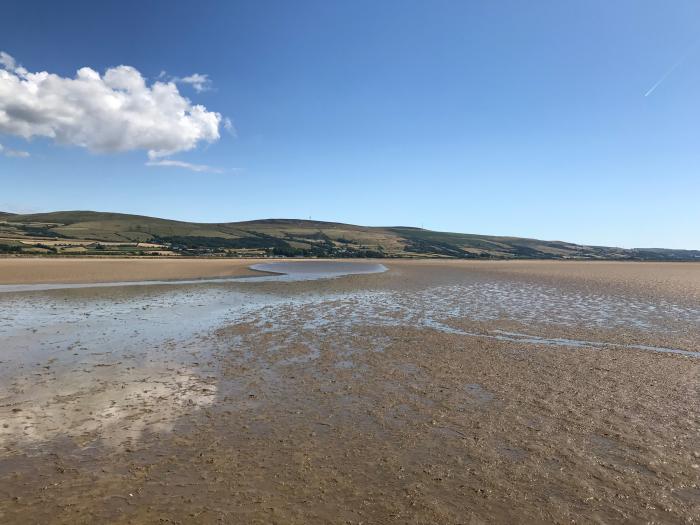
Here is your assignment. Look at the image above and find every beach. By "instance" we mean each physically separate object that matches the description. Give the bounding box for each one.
[0,257,267,284]
[1,260,699,523]
[2,257,699,295]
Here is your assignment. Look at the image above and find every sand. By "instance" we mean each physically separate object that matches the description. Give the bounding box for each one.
[0,257,266,284]
[3,257,699,295]
[1,260,699,523]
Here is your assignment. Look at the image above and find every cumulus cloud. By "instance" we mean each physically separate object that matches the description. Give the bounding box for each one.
[0,52,226,159]
[0,143,30,158]
[146,158,223,173]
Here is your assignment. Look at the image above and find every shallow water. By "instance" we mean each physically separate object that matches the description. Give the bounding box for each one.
[0,260,388,293]
[1,261,699,454]
[2,261,699,524]
[250,260,387,277]
[1,262,697,374]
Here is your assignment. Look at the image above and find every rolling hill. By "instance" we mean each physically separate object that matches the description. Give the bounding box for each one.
[0,210,698,260]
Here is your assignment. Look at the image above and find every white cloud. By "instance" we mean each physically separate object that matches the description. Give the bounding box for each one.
[162,72,214,93]
[0,143,30,158]
[146,158,223,173]
[0,52,16,71]
[0,52,226,159]
[178,73,211,93]
[223,117,236,136]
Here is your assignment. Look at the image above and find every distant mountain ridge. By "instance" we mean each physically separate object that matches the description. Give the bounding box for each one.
[1,210,698,260]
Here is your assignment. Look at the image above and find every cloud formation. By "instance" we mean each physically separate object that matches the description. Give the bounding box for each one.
[0,52,224,159]
[0,143,30,158]
[178,73,212,93]
[146,158,223,173]
[0,52,17,71]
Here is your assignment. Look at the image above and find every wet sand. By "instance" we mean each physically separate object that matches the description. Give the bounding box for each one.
[1,261,699,523]
[0,257,265,284]
[2,257,698,297]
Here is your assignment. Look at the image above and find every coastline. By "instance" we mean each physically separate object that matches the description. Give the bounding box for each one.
[1,258,699,295]
[2,259,699,523]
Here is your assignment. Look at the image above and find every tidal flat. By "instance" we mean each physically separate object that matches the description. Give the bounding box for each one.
[1,260,699,523]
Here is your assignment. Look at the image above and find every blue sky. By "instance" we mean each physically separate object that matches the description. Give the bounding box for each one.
[1,0,699,249]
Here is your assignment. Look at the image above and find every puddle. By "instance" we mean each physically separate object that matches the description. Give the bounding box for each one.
[250,261,387,278]
[489,330,700,358]
[222,288,699,359]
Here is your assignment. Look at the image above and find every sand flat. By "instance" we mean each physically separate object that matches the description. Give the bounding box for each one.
[0,257,266,284]
[1,260,700,523]
[3,257,699,293]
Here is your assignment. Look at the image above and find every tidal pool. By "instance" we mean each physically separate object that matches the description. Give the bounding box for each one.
[250,260,387,278]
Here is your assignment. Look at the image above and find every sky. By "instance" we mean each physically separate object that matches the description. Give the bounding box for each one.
[1,0,699,249]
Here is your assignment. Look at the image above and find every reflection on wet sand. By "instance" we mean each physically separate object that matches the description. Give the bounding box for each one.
[1,260,699,523]
[0,259,387,293]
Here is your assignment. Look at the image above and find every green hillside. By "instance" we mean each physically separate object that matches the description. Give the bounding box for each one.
[0,210,698,260]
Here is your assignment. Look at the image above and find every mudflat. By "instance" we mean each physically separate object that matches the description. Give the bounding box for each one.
[3,257,698,293]
[0,257,265,284]
[1,260,699,524]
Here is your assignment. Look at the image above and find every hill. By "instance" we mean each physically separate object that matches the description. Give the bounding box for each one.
[0,210,698,260]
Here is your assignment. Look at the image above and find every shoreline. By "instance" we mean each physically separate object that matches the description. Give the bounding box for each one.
[2,261,699,522]
[1,257,699,287]
[0,257,267,285]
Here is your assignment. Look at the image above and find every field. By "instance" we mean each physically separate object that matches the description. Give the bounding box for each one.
[2,210,699,260]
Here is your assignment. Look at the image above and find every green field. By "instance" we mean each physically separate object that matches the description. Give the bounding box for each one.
[1,210,698,260]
